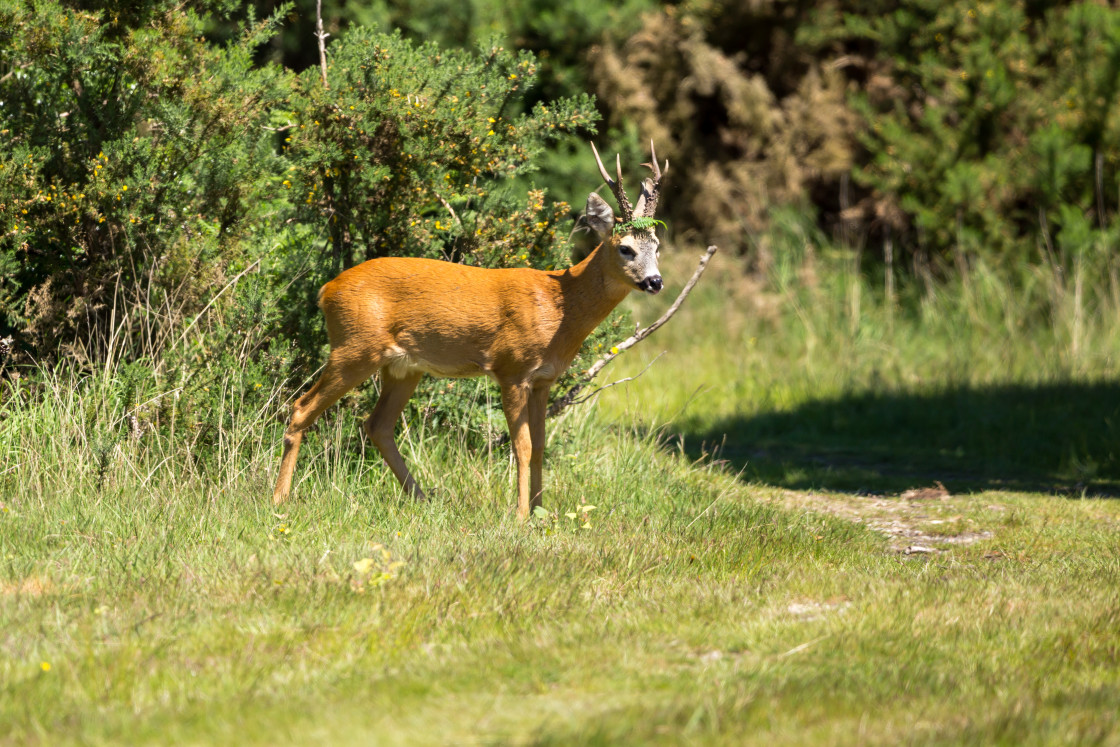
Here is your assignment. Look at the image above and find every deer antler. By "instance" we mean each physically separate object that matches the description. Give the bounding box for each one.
[590,141,634,223]
[637,140,669,218]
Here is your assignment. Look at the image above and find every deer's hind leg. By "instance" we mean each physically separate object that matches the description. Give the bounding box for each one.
[363,370,426,500]
[272,354,379,505]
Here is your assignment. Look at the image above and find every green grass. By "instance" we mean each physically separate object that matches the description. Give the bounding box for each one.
[600,246,1120,494]
[3,244,1120,744]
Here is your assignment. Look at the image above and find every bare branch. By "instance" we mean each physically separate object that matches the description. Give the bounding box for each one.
[316,0,330,89]
[564,351,666,407]
[434,192,462,227]
[548,245,718,418]
[0,63,30,86]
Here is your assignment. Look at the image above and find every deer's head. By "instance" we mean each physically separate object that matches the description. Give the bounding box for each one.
[583,141,669,295]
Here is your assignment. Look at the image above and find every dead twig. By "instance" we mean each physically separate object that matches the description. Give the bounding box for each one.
[170,257,263,354]
[0,63,30,85]
[434,192,462,227]
[562,350,666,407]
[548,245,718,418]
[315,0,330,89]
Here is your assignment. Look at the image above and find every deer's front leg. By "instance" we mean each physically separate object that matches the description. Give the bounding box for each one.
[500,383,533,520]
[528,384,550,514]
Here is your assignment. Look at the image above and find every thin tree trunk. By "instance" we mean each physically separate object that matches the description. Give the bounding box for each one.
[316,0,330,89]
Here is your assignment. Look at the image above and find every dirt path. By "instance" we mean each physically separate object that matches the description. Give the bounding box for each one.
[776,483,996,554]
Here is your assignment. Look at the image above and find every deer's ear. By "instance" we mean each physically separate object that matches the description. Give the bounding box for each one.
[583,193,615,239]
[634,178,656,217]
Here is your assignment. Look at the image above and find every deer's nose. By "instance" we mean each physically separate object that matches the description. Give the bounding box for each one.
[638,275,663,294]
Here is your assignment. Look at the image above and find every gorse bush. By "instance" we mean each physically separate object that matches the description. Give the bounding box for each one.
[0,0,622,449]
[0,2,600,359]
[282,28,595,271]
[0,1,291,361]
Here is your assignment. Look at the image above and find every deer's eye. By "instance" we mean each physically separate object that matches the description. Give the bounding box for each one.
[619,245,637,259]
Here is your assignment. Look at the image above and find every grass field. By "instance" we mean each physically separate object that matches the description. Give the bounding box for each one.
[2,246,1120,745]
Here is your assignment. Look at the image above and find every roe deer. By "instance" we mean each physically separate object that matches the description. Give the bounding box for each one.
[272,142,668,519]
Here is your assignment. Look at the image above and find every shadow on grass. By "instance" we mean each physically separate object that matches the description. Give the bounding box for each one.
[679,381,1120,497]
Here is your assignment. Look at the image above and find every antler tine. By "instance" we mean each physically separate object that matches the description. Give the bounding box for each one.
[590,141,614,187]
[646,139,661,181]
[590,141,634,221]
[641,140,670,181]
[636,140,670,218]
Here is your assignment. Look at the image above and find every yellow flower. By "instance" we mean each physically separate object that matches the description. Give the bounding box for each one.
[40,662,51,672]
[121,185,128,191]
[610,346,619,355]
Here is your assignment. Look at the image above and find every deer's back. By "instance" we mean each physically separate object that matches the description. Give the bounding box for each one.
[318,256,565,382]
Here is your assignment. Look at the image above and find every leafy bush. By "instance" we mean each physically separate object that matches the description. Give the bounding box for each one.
[1,3,622,451]
[579,0,1120,270]
[282,28,596,271]
[839,0,1120,267]
[0,1,291,361]
[587,0,859,255]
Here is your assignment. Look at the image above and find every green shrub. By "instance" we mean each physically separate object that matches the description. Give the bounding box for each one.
[1,4,624,444]
[0,0,292,361]
[842,0,1120,266]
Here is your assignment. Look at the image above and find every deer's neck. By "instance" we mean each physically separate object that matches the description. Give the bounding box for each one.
[552,241,631,348]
